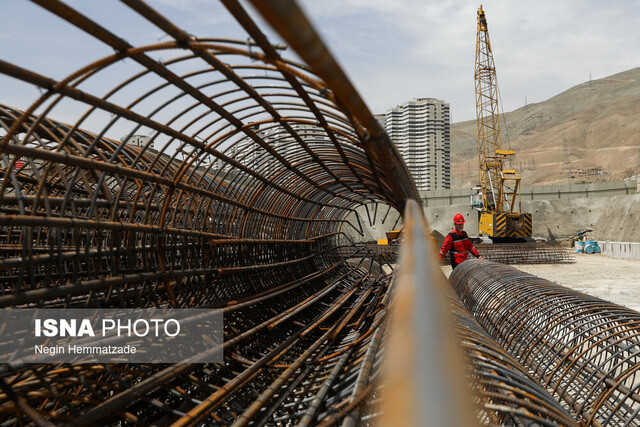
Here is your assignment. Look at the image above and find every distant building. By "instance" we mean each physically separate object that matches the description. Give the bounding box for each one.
[385,98,450,191]
[120,134,152,149]
[256,123,328,176]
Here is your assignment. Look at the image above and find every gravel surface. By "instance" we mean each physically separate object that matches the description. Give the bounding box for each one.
[443,254,640,312]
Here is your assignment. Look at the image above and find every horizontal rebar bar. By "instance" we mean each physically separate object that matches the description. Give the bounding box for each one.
[0,0,414,425]
[0,0,633,425]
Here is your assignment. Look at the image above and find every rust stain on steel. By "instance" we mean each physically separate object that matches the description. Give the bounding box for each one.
[382,200,477,427]
[451,259,640,425]
[0,0,625,426]
[0,1,409,425]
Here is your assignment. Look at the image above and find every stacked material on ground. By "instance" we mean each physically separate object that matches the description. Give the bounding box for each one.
[443,242,575,265]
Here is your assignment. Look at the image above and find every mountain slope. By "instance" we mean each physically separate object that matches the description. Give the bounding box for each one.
[451,68,640,188]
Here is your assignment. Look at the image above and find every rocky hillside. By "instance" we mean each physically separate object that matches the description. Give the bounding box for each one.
[451,68,640,188]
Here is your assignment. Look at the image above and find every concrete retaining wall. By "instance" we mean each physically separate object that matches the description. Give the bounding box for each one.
[599,241,640,259]
[421,188,474,207]
[340,184,640,246]
[423,205,479,242]
[341,202,402,244]
[522,198,604,242]
[592,194,640,242]
[424,198,603,242]
[421,179,637,207]
[424,194,640,243]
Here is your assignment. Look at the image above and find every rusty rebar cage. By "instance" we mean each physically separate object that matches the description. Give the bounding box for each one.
[1,1,637,426]
[386,200,578,426]
[442,242,576,266]
[449,294,577,426]
[0,1,418,424]
[451,260,640,425]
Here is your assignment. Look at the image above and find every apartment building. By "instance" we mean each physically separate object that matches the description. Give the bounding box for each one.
[383,98,450,191]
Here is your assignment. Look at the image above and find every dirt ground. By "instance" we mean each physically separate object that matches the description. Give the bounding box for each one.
[442,254,640,312]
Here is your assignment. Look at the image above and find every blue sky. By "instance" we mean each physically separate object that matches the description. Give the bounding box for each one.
[2,0,640,124]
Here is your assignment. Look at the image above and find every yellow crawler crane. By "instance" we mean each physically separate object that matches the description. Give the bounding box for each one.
[475,5,532,240]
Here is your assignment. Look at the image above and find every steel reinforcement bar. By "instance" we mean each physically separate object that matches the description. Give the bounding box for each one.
[0,0,417,425]
[0,0,625,426]
[385,200,577,426]
[451,260,640,425]
[442,243,575,266]
[476,243,575,265]
[449,294,577,426]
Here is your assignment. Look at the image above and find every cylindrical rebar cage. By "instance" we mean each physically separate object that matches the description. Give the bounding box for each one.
[451,260,640,425]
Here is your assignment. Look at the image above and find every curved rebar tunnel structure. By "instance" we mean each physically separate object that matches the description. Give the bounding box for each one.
[451,260,640,426]
[0,1,419,425]
[1,1,638,426]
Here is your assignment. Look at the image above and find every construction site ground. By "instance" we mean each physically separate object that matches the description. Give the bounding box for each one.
[442,254,640,312]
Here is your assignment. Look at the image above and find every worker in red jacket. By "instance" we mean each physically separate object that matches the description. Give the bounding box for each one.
[438,214,483,269]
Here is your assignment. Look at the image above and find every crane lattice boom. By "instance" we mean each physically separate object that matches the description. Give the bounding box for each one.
[474,5,531,239]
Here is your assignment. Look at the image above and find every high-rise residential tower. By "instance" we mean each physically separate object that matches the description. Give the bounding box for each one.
[384,98,450,191]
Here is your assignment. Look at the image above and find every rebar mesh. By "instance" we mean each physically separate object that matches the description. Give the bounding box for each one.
[451,260,640,425]
[0,1,631,426]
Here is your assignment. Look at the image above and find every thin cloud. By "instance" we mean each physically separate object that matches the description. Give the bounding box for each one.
[300,0,640,121]
[2,0,640,123]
